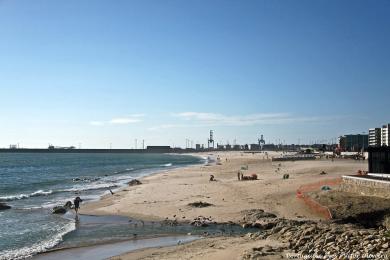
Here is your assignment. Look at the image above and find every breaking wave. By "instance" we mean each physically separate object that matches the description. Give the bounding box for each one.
[0,190,53,201]
[0,221,75,260]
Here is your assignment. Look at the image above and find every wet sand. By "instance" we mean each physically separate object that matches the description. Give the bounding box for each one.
[35,235,199,260]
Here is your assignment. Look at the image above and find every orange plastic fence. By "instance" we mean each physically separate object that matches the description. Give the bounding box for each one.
[296,178,342,219]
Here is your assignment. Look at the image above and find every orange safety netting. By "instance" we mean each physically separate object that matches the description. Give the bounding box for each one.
[296,178,343,219]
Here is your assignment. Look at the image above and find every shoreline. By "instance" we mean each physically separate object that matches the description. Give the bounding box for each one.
[80,153,208,220]
[0,153,205,260]
[37,151,371,259]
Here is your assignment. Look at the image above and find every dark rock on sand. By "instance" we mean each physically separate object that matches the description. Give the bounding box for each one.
[0,202,11,210]
[128,179,142,186]
[52,201,73,214]
[52,206,67,214]
[241,209,277,223]
[188,201,213,208]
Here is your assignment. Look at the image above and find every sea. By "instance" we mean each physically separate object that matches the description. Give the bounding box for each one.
[0,153,204,259]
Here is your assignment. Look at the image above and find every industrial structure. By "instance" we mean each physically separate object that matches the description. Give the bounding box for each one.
[258,134,265,151]
[207,130,215,149]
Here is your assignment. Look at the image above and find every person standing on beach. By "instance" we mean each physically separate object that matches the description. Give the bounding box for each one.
[73,197,82,215]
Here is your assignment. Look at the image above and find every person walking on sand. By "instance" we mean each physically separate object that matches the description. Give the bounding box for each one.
[73,196,82,215]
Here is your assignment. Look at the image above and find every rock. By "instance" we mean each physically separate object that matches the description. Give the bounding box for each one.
[128,179,142,186]
[383,216,390,230]
[64,201,73,208]
[52,201,73,214]
[241,209,277,223]
[242,223,252,228]
[52,206,67,214]
[0,202,11,210]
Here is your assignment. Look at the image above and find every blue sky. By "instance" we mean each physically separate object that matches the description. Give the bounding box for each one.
[0,0,389,148]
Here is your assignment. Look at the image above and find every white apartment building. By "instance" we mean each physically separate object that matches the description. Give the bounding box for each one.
[382,124,390,146]
[369,128,381,147]
[368,123,390,147]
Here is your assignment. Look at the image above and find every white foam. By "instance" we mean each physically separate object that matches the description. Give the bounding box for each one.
[0,221,76,260]
[60,183,117,193]
[0,190,53,201]
[162,163,173,167]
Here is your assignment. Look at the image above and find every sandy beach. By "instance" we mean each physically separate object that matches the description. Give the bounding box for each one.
[78,151,369,259]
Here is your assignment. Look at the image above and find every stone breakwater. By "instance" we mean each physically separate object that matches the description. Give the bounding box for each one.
[240,209,390,259]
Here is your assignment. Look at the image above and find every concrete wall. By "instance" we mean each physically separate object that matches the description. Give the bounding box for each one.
[340,175,390,198]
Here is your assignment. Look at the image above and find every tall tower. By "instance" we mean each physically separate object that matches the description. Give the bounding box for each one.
[208,130,215,149]
[258,134,265,151]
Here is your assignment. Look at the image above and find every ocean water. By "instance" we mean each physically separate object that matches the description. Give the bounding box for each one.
[0,153,203,259]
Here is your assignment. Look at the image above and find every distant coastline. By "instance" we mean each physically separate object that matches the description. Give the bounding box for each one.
[0,148,184,154]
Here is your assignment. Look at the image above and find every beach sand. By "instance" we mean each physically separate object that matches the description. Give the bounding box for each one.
[80,151,367,259]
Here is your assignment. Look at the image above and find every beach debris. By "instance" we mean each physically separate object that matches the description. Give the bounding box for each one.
[240,173,258,181]
[209,175,216,181]
[321,185,332,191]
[357,169,368,175]
[128,179,142,186]
[188,201,214,208]
[283,174,289,179]
[320,171,327,175]
[0,202,11,210]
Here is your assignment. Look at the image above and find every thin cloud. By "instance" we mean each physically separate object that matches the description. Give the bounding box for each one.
[90,114,144,126]
[173,112,304,126]
[89,121,105,126]
[149,112,339,130]
[109,118,141,124]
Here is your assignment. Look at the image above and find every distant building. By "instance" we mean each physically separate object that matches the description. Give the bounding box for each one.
[338,134,368,152]
[217,144,225,150]
[382,124,390,146]
[368,123,390,147]
[233,145,241,150]
[369,128,382,147]
[195,144,201,150]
